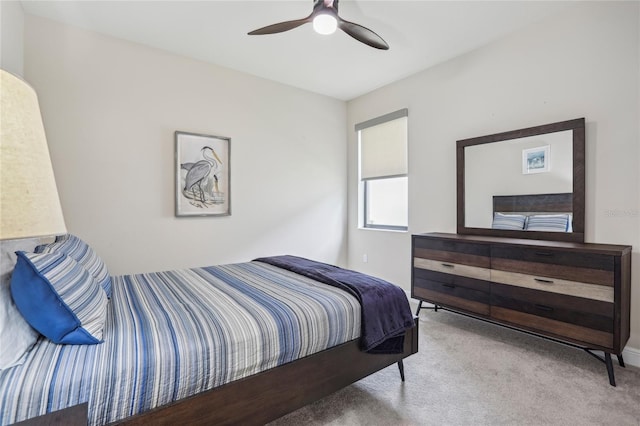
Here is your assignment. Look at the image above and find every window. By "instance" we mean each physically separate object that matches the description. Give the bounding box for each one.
[357,109,408,230]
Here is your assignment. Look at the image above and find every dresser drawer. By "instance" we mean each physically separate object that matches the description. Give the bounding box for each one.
[490,270,614,303]
[414,257,490,281]
[491,307,614,349]
[413,273,490,316]
[491,282,613,331]
[414,237,489,268]
[491,246,614,286]
[414,267,491,293]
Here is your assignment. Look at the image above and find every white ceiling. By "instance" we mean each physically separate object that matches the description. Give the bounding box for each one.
[21,1,575,101]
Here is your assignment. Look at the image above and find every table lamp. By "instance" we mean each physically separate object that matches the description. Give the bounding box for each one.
[1,69,67,240]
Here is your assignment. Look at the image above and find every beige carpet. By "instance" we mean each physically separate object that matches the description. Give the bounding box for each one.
[269,305,640,426]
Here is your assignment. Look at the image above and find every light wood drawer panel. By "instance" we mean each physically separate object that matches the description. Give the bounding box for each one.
[414,258,491,281]
[491,258,613,287]
[490,270,614,303]
[414,247,489,268]
[491,306,614,349]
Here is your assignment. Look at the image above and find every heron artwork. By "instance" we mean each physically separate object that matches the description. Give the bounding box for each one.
[180,146,224,208]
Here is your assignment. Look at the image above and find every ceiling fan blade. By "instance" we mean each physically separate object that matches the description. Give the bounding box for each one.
[338,19,389,50]
[248,18,311,35]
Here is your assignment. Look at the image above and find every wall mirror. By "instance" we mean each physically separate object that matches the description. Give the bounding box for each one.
[456,118,585,242]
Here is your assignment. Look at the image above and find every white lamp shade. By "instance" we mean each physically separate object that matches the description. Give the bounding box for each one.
[1,70,66,240]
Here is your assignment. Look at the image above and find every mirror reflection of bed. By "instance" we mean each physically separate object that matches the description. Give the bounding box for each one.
[457,117,585,242]
[491,193,573,232]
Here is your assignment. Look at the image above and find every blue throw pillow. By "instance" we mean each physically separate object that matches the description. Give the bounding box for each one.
[492,213,527,230]
[11,251,108,345]
[525,214,570,232]
[35,234,112,298]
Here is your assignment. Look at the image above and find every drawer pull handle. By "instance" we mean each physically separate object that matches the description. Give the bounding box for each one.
[535,252,554,257]
[441,263,455,268]
[535,304,554,312]
[442,283,456,289]
[534,278,554,284]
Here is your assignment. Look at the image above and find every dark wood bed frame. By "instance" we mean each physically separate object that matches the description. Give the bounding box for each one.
[113,319,418,426]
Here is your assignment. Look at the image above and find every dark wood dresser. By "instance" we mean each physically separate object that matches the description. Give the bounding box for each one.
[411,232,632,386]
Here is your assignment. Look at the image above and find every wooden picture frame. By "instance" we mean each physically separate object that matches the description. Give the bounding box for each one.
[175,131,231,217]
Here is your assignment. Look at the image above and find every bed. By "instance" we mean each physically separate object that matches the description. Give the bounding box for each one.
[0,235,417,426]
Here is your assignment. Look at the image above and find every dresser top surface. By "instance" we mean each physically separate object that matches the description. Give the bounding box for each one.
[414,232,632,255]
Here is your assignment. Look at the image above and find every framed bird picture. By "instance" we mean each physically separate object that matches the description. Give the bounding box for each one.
[175,131,231,217]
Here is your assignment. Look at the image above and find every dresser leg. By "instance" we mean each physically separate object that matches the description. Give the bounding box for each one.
[397,360,405,382]
[585,349,619,386]
[415,300,423,316]
[605,353,616,387]
[415,300,439,316]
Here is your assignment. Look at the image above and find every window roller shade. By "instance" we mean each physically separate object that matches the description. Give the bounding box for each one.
[359,115,407,180]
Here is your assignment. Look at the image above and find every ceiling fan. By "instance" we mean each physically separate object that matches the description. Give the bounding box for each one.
[247,0,389,50]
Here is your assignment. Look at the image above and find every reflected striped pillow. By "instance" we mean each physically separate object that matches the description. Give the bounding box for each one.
[525,214,570,232]
[36,234,112,298]
[10,251,108,344]
[492,213,527,230]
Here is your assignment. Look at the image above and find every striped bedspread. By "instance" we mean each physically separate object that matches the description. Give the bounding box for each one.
[0,261,361,425]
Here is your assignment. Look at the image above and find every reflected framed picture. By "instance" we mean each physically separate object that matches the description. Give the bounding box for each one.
[175,131,231,217]
[522,145,550,174]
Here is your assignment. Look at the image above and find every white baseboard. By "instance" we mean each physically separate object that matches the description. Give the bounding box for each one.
[622,346,640,368]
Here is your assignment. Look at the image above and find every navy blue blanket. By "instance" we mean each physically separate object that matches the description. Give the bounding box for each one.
[254,255,414,354]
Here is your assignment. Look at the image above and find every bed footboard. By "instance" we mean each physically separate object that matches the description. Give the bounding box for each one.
[114,319,418,426]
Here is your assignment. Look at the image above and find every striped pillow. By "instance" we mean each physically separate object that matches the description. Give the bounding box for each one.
[36,234,112,298]
[525,214,570,232]
[10,251,108,344]
[492,213,527,230]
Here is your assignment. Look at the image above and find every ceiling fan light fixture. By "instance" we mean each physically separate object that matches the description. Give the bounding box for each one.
[312,14,337,35]
[248,0,389,50]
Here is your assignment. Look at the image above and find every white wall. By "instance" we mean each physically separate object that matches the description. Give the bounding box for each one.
[24,15,347,275]
[0,0,24,76]
[347,2,640,351]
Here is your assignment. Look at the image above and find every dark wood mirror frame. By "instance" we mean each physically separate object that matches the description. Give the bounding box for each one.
[456,118,585,243]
